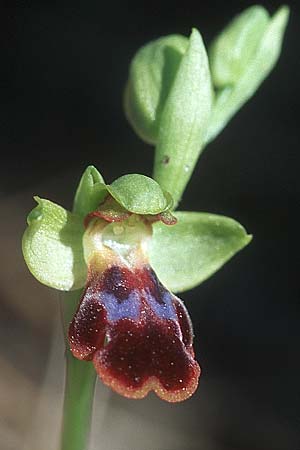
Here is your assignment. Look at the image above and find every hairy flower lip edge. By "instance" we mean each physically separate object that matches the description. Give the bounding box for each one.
[94,365,200,403]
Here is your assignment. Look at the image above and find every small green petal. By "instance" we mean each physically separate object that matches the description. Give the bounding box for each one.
[107,174,170,215]
[206,5,289,144]
[22,197,87,291]
[153,28,213,208]
[73,165,108,217]
[149,211,252,293]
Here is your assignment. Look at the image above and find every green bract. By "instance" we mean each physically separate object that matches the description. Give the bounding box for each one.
[154,29,212,208]
[149,212,251,293]
[206,5,289,143]
[22,197,86,291]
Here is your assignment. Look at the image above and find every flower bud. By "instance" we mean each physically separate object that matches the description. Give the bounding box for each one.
[206,5,290,143]
[209,6,269,88]
[124,34,188,144]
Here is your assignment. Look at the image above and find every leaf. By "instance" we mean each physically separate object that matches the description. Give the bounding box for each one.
[153,28,213,208]
[22,197,87,291]
[206,5,289,144]
[73,165,108,216]
[124,34,189,144]
[107,174,171,215]
[149,211,252,293]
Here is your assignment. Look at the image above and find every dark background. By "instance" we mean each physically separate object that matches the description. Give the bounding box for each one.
[0,1,299,450]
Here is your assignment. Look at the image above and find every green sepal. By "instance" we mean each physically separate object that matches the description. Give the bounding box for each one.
[107,174,171,215]
[73,165,108,216]
[206,5,289,144]
[153,28,213,208]
[124,34,188,144]
[149,211,252,293]
[22,197,87,291]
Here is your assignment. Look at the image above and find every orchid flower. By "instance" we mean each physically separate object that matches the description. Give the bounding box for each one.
[22,169,251,401]
[21,5,288,450]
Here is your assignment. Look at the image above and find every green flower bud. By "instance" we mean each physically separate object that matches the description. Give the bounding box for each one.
[209,6,269,88]
[206,5,290,143]
[124,34,188,144]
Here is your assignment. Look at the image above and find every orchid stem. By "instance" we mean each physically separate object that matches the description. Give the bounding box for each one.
[59,291,97,450]
[60,353,97,450]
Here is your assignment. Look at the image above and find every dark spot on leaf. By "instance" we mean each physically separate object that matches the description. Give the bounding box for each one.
[161,155,170,165]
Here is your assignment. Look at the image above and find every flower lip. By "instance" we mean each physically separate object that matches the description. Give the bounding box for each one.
[69,263,200,402]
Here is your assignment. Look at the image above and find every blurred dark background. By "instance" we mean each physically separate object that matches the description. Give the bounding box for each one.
[0,1,299,450]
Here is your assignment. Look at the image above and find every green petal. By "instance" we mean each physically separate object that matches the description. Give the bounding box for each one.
[107,174,170,215]
[22,197,87,291]
[206,5,289,144]
[124,34,189,144]
[73,165,108,216]
[149,211,252,293]
[153,28,213,208]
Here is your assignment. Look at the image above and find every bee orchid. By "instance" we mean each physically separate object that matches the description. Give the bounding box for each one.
[22,167,251,402]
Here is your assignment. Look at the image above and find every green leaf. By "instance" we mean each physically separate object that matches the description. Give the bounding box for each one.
[124,34,189,144]
[153,28,213,208]
[107,174,170,214]
[206,5,289,144]
[22,197,87,291]
[149,211,252,293]
[73,165,108,216]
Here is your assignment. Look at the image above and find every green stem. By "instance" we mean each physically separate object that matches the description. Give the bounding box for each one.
[60,353,97,450]
[59,290,97,450]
